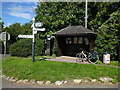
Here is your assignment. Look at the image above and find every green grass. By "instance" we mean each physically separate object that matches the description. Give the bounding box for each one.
[2,57,120,83]
[0,60,2,70]
[107,61,120,66]
[97,60,120,66]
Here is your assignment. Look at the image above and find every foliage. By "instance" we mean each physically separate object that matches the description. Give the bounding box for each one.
[35,2,119,59]
[1,2,119,59]
[10,39,32,57]
[35,2,85,56]
[35,2,85,32]
[88,2,119,60]
[2,22,33,55]
[51,54,56,57]
[35,2,119,33]
[35,38,44,56]
[2,22,32,44]
[88,2,119,31]
[20,23,32,35]
[0,17,4,30]
[97,60,119,67]
[107,61,120,66]
[2,23,23,43]
[2,57,119,83]
[94,10,120,60]
[10,38,44,57]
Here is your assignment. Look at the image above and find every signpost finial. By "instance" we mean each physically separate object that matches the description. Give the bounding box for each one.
[32,17,35,22]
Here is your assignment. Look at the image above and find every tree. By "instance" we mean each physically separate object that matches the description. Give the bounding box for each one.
[35,2,119,33]
[2,22,32,44]
[21,23,32,35]
[0,17,4,32]
[94,9,120,60]
[35,2,119,60]
[88,2,119,32]
[2,23,23,43]
[35,2,85,33]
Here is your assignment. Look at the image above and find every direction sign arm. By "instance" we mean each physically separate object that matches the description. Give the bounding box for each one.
[35,22,43,27]
[18,35,33,38]
[35,28,45,31]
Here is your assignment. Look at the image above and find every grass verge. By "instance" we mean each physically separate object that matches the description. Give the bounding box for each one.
[2,57,120,83]
[97,60,120,66]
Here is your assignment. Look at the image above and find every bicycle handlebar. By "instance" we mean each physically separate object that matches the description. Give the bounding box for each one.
[81,50,89,53]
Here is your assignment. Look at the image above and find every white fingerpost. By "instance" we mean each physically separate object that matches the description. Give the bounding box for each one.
[32,17,35,62]
[32,17,35,43]
[18,17,45,62]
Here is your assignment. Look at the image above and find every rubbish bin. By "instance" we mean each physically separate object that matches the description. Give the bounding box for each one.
[103,52,110,64]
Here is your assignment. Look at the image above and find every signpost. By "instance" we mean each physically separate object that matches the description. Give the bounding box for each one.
[18,17,45,62]
[32,18,35,62]
[0,32,10,41]
[18,35,33,38]
[0,32,10,61]
[34,30,37,34]
[35,22,43,27]
[35,28,45,31]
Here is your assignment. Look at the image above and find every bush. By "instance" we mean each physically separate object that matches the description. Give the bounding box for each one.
[35,38,44,56]
[94,10,119,60]
[10,38,44,57]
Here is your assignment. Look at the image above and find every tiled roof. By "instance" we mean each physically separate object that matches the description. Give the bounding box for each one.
[53,26,97,36]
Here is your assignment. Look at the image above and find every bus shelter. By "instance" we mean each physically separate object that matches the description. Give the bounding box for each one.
[53,26,97,56]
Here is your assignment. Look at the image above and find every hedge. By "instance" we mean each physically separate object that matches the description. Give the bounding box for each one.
[10,38,44,57]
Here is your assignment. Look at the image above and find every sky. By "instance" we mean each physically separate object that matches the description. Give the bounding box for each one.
[1,1,38,27]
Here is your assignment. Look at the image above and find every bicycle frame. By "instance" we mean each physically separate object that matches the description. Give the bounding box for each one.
[76,50,99,64]
[76,50,87,62]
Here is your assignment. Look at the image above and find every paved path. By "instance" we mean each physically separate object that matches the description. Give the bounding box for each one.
[45,56,120,68]
[0,54,10,61]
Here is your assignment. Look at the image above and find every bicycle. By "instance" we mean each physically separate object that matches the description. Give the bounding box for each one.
[76,50,99,64]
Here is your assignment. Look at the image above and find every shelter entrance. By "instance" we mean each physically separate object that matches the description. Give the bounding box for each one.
[53,26,97,56]
[57,36,90,56]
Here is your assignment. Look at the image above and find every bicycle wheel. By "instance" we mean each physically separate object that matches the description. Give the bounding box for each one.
[76,53,81,62]
[76,53,87,62]
[88,52,99,64]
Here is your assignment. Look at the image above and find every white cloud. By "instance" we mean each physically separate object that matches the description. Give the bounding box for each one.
[8,11,32,19]
[7,3,36,19]
[2,0,38,2]
[4,22,12,27]
[8,5,35,13]
[6,23,11,27]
